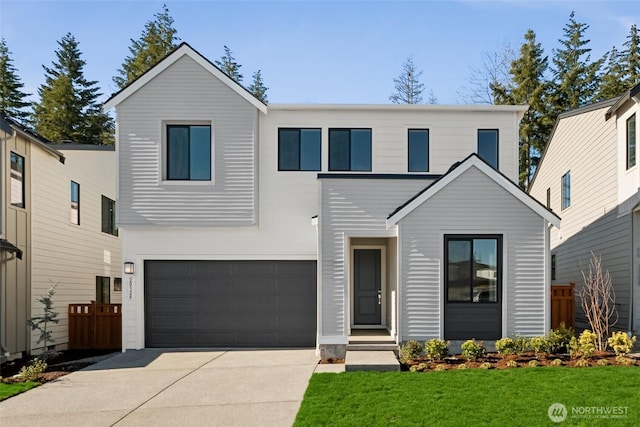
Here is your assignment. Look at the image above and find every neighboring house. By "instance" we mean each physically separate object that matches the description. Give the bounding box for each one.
[529,83,640,335]
[0,115,121,361]
[104,43,559,358]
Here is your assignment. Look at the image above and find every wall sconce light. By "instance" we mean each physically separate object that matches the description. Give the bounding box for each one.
[124,262,135,275]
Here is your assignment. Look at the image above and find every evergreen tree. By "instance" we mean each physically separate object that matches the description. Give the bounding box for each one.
[597,46,627,100]
[550,11,604,114]
[215,45,243,82]
[390,56,425,104]
[248,69,268,103]
[494,30,553,189]
[32,33,113,144]
[620,24,640,88]
[0,39,31,123]
[113,4,179,89]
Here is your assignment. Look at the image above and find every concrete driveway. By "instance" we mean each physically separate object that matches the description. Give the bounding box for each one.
[0,349,319,427]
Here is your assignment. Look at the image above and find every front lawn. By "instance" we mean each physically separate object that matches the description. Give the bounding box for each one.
[0,382,39,401]
[295,367,640,426]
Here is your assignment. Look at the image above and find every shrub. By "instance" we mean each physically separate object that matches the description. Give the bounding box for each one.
[513,335,531,354]
[505,360,518,368]
[495,337,517,356]
[424,339,449,360]
[479,362,492,370]
[548,323,574,354]
[457,363,469,370]
[551,358,563,366]
[529,336,550,355]
[434,364,447,371]
[527,360,539,368]
[409,362,428,372]
[607,332,637,356]
[399,340,423,364]
[616,355,635,366]
[18,358,47,381]
[596,358,609,366]
[569,330,597,359]
[575,358,589,367]
[461,339,486,360]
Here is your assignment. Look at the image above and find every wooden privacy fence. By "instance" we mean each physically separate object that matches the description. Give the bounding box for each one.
[69,302,122,350]
[551,283,575,330]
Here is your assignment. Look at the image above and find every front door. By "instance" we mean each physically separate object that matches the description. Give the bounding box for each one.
[353,249,381,325]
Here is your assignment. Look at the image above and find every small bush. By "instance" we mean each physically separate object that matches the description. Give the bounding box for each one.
[529,336,550,355]
[461,339,486,360]
[409,362,428,372]
[479,362,492,369]
[596,358,609,366]
[551,358,563,366]
[569,330,597,359]
[527,360,539,368]
[548,323,575,354]
[18,358,47,381]
[434,364,446,371]
[457,363,469,370]
[424,339,449,360]
[575,358,589,367]
[505,360,518,368]
[513,335,531,354]
[607,332,637,356]
[495,337,517,356]
[399,340,423,364]
[616,355,635,366]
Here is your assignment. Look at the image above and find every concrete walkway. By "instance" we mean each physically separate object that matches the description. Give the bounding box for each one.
[0,349,319,427]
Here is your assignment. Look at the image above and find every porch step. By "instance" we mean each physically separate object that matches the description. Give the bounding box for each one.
[347,343,399,351]
[345,350,400,372]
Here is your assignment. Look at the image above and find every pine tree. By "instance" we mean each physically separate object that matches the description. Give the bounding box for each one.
[493,30,554,189]
[215,45,243,82]
[0,38,31,123]
[113,4,179,89]
[248,69,268,103]
[550,11,604,114]
[620,24,640,89]
[32,33,113,144]
[597,47,627,100]
[390,56,425,104]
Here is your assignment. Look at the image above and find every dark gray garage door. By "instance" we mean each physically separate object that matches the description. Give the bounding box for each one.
[144,260,316,348]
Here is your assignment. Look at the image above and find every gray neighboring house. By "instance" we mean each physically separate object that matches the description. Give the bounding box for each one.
[530,83,640,335]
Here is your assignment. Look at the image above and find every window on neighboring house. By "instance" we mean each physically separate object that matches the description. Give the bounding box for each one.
[551,254,556,281]
[561,171,571,210]
[329,128,372,171]
[445,236,501,303]
[278,128,321,171]
[101,196,118,236]
[114,277,122,292]
[408,129,429,172]
[96,276,110,304]
[167,125,212,180]
[10,152,25,208]
[477,129,499,169]
[627,113,636,170]
[70,181,80,225]
[546,188,551,209]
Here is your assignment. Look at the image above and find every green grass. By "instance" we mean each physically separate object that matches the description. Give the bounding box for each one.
[0,381,40,401]
[294,367,640,426]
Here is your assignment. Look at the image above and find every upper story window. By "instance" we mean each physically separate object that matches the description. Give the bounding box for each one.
[278,128,321,171]
[561,171,571,210]
[627,113,636,170]
[101,195,118,236]
[70,181,80,225]
[329,128,372,171]
[478,129,499,169]
[408,129,429,172]
[167,125,211,180]
[10,152,25,208]
[546,188,551,209]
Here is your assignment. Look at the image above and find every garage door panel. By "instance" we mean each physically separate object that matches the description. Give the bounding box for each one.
[145,260,316,347]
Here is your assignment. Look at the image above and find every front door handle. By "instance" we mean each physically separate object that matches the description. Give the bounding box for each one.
[377,290,381,305]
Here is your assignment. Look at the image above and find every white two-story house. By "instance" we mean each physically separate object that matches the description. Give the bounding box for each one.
[530,84,640,336]
[105,43,559,358]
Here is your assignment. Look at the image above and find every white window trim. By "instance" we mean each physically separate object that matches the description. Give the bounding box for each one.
[160,119,215,186]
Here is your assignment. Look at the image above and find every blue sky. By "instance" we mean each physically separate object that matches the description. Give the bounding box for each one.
[0,1,638,105]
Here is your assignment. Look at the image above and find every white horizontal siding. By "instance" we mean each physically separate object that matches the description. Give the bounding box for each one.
[117,55,258,227]
[30,148,121,350]
[400,166,547,340]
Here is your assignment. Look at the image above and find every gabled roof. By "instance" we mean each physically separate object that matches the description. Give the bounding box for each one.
[605,83,640,120]
[0,114,65,164]
[387,154,561,228]
[103,42,267,113]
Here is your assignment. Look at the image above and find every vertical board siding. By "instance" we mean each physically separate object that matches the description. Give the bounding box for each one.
[117,55,257,227]
[400,167,547,340]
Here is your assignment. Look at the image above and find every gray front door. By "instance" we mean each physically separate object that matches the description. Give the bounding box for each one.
[353,249,382,325]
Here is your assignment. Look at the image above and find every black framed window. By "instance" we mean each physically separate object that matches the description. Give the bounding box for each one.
[70,181,80,225]
[101,195,118,236]
[96,276,110,304]
[278,128,321,171]
[561,171,571,210]
[551,254,556,281]
[478,129,499,169]
[546,188,551,209]
[627,113,636,170]
[10,152,25,208]
[114,277,122,292]
[167,125,211,180]
[408,129,429,172]
[329,128,372,171]
[445,235,501,303]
